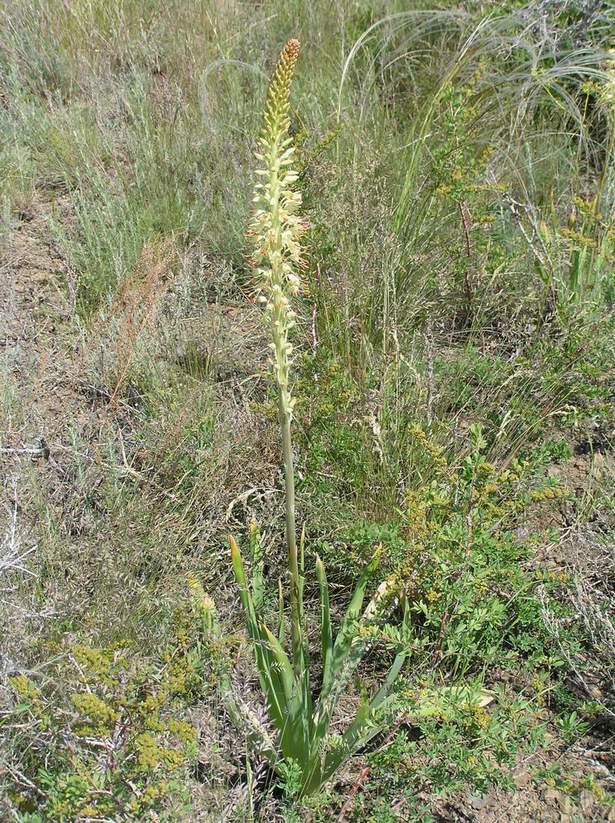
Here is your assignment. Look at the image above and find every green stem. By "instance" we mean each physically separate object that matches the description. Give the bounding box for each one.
[278,389,302,675]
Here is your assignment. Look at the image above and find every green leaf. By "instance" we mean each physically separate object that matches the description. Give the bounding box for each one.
[252,624,289,730]
[325,556,379,689]
[261,624,295,707]
[316,556,333,690]
[261,626,314,765]
[230,535,259,637]
[368,597,411,713]
[278,579,286,645]
[343,554,380,626]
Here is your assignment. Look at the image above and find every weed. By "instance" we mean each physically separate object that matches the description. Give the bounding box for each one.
[3,610,203,820]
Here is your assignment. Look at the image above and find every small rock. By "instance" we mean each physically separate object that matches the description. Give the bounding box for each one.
[513,767,531,788]
[579,789,593,814]
[559,795,573,815]
[470,795,487,810]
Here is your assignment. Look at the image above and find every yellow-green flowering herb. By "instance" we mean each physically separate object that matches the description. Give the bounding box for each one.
[224,40,410,797]
[248,37,305,667]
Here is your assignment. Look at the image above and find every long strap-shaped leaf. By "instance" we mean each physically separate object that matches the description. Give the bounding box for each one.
[311,556,382,765]
[313,569,407,784]
[261,625,315,766]
[231,536,318,768]
[321,605,412,785]
[367,596,411,714]
[230,536,257,629]
[231,534,410,797]
[260,625,295,711]
[316,556,333,689]
[230,537,289,731]
[318,555,380,706]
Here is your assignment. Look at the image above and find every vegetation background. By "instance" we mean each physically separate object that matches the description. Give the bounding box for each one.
[0,0,613,820]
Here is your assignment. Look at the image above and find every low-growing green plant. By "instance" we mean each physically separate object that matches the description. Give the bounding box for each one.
[4,623,202,821]
[359,687,548,822]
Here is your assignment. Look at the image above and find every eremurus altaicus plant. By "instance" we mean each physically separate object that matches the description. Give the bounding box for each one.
[217,39,410,796]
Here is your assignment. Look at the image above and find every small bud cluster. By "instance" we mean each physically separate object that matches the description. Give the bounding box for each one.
[249,39,305,418]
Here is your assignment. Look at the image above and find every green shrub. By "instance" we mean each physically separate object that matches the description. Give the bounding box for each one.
[4,607,204,820]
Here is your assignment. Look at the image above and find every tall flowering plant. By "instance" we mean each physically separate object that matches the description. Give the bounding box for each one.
[224,40,410,796]
[246,39,305,671]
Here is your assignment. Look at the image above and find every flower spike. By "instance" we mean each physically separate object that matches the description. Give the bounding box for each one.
[249,39,304,419]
